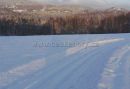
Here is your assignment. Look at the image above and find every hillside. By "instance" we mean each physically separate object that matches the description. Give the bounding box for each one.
[0,6,130,35]
[0,3,130,35]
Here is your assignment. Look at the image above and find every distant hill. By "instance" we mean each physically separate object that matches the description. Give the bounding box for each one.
[0,0,36,6]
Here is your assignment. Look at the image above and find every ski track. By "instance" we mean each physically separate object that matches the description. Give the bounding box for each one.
[0,34,130,89]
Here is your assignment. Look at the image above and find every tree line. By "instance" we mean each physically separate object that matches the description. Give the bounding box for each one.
[0,11,130,35]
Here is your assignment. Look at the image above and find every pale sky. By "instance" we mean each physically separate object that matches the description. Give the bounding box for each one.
[34,0,130,9]
[35,0,129,4]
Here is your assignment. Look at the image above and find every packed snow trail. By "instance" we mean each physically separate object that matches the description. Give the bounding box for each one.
[98,45,130,89]
[0,34,130,89]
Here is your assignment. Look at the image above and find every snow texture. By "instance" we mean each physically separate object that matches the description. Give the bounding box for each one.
[0,33,130,89]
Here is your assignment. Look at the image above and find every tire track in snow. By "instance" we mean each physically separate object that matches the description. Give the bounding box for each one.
[1,37,124,89]
[0,59,46,88]
[54,50,106,89]
[3,38,124,89]
[21,44,108,89]
[6,39,122,89]
[5,44,99,89]
[53,41,125,89]
[39,50,104,89]
[98,45,130,89]
[23,39,123,89]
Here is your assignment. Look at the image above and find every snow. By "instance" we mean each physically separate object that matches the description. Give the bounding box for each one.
[0,59,46,87]
[66,38,124,55]
[98,45,130,89]
[0,33,130,89]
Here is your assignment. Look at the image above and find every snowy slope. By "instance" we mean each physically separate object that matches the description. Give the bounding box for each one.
[0,33,130,89]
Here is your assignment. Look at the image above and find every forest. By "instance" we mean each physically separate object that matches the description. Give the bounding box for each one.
[0,9,130,35]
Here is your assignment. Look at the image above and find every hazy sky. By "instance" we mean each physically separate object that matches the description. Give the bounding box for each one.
[35,0,129,5]
[34,0,130,9]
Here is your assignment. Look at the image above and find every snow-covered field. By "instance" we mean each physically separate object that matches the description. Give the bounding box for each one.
[0,33,130,89]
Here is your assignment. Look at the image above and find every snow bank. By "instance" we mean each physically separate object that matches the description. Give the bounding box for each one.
[66,38,124,55]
